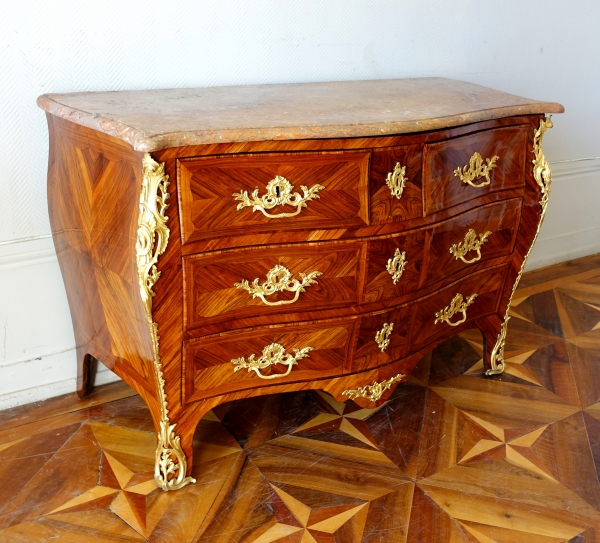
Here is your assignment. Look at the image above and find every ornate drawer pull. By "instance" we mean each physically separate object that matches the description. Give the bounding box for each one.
[387,248,407,285]
[386,162,407,199]
[342,373,405,402]
[235,264,322,306]
[449,229,492,264]
[454,152,500,188]
[233,175,324,218]
[434,292,478,327]
[375,322,394,352]
[231,342,313,380]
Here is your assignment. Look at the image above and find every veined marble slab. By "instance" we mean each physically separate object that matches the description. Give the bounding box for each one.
[37,78,564,152]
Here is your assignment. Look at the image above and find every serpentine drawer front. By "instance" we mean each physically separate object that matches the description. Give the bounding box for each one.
[183,240,365,331]
[369,144,423,223]
[39,78,563,491]
[178,150,370,246]
[183,321,353,403]
[423,124,528,214]
[363,198,521,303]
[420,198,522,286]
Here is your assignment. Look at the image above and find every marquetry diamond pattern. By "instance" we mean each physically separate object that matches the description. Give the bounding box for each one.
[1,267,600,541]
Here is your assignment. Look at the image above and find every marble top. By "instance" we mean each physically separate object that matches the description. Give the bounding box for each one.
[37,78,564,152]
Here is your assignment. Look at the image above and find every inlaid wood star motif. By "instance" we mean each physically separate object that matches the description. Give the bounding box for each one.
[457,413,553,479]
[2,262,600,541]
[291,391,385,449]
[44,423,160,538]
[261,484,369,543]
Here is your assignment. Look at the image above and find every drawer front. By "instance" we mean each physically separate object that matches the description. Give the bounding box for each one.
[364,230,425,303]
[183,321,353,402]
[370,144,423,223]
[364,198,520,304]
[184,241,365,330]
[178,150,370,245]
[423,125,528,215]
[411,265,508,350]
[349,306,412,373]
[421,198,522,287]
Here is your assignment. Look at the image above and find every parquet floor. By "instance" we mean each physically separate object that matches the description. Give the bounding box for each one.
[2,255,600,542]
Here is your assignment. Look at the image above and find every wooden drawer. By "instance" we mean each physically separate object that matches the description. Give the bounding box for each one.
[184,263,509,403]
[420,198,522,287]
[363,230,426,303]
[183,320,353,402]
[349,306,412,373]
[411,265,508,350]
[423,125,528,215]
[178,150,370,245]
[370,144,423,223]
[364,199,520,304]
[183,240,365,331]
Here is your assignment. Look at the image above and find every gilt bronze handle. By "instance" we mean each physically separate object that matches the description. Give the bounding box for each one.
[434,292,478,327]
[449,229,492,264]
[235,264,322,306]
[233,175,324,218]
[231,342,313,380]
[454,152,500,188]
[342,373,405,402]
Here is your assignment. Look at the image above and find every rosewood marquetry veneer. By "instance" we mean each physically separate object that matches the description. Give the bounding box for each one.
[38,78,563,491]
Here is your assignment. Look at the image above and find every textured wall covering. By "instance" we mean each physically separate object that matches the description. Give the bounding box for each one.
[0,0,599,407]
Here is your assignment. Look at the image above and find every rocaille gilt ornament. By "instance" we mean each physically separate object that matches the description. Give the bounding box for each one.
[435,292,478,327]
[233,175,324,218]
[342,373,405,402]
[386,248,407,285]
[231,342,313,380]
[235,264,322,306]
[386,162,407,199]
[486,117,554,375]
[137,154,195,491]
[449,229,492,264]
[375,323,394,352]
[454,152,500,188]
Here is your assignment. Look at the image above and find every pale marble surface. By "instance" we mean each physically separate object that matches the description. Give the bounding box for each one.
[37,78,564,151]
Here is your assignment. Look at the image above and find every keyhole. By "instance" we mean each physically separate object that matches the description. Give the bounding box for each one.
[275,185,281,197]
[395,262,400,271]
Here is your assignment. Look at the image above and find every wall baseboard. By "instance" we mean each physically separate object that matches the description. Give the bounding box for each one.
[0,159,598,410]
[0,236,55,271]
[0,236,121,411]
[527,226,600,271]
[0,357,119,411]
[526,158,600,270]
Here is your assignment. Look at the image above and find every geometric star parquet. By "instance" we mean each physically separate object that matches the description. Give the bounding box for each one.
[1,255,600,542]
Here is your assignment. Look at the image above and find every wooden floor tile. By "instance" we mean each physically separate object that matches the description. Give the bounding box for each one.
[0,380,135,431]
[2,258,600,541]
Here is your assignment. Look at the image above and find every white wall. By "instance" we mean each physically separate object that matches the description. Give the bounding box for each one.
[1,0,599,409]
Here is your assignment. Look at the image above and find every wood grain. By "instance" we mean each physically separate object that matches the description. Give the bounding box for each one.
[2,257,599,541]
[183,320,355,403]
[421,197,522,287]
[178,150,370,245]
[423,124,528,214]
[183,240,365,331]
[369,143,423,224]
[46,116,161,423]
[45,107,555,481]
